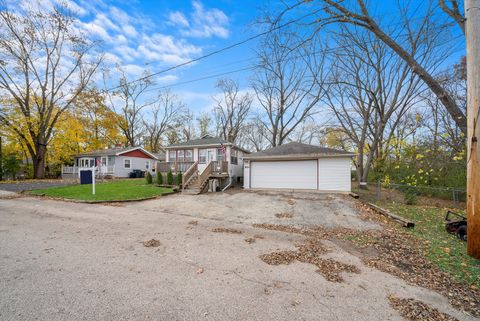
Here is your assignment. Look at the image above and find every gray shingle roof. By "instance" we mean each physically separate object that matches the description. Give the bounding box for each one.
[245,142,354,159]
[152,152,166,161]
[166,135,230,148]
[74,147,131,157]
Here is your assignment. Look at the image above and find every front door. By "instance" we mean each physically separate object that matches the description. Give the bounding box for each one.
[207,150,215,162]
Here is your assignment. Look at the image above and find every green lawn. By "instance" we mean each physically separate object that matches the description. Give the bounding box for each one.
[377,201,480,287]
[29,179,173,202]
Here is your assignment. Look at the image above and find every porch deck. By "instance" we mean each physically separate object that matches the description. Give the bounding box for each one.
[61,165,115,179]
[157,161,228,175]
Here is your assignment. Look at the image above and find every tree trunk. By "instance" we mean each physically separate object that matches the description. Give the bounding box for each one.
[366,20,467,133]
[33,144,47,179]
[356,150,365,188]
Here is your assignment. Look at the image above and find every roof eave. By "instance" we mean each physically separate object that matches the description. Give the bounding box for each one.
[244,153,355,161]
[164,142,233,149]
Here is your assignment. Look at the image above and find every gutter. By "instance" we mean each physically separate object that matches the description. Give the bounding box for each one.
[243,153,356,161]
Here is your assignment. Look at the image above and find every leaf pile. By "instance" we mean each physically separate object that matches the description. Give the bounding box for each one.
[253,222,480,317]
[389,296,459,321]
[275,212,294,218]
[253,223,307,235]
[244,237,256,244]
[143,239,161,247]
[259,237,360,282]
[212,227,243,234]
[359,230,480,317]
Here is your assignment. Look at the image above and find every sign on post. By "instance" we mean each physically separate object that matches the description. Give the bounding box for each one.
[92,167,96,195]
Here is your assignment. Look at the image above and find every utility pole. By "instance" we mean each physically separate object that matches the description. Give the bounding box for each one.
[466,0,480,259]
[0,136,3,181]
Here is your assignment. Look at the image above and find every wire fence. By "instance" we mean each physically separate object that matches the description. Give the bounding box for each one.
[372,182,467,204]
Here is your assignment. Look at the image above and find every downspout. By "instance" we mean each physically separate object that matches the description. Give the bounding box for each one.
[222,176,232,192]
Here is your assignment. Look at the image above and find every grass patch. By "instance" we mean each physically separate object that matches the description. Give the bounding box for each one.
[376,201,480,287]
[29,179,173,202]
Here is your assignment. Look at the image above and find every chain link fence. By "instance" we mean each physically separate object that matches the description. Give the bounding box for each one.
[369,182,466,206]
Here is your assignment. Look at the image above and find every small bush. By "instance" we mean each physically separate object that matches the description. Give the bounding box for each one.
[176,171,183,186]
[167,170,174,185]
[157,172,163,185]
[403,187,418,205]
[146,172,153,184]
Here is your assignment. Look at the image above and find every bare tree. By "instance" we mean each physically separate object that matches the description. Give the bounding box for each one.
[241,117,270,152]
[325,28,424,186]
[213,78,252,143]
[104,67,153,147]
[252,27,329,147]
[197,112,212,138]
[422,58,466,155]
[0,3,103,178]
[278,0,467,133]
[143,89,186,153]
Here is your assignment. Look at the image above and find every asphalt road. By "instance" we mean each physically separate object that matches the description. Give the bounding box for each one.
[0,180,75,192]
[0,192,474,321]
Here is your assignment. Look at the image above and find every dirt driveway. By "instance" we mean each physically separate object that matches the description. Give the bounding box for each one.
[0,191,474,321]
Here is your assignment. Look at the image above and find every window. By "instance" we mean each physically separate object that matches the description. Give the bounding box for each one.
[169,150,176,162]
[185,150,193,162]
[216,148,225,161]
[171,149,194,162]
[230,149,238,165]
[177,150,184,161]
[101,157,107,166]
[199,149,207,164]
[79,158,94,167]
[145,160,150,170]
[124,159,131,169]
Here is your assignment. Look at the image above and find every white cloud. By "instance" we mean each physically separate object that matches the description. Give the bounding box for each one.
[121,64,146,78]
[157,74,178,84]
[138,33,202,64]
[81,21,112,42]
[114,45,139,62]
[103,52,122,65]
[168,11,189,28]
[123,25,138,38]
[169,1,230,39]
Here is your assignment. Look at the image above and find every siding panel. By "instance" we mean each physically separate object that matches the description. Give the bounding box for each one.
[318,157,351,192]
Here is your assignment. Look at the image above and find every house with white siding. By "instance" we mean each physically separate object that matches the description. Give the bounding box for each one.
[61,146,163,179]
[243,142,354,192]
[160,135,249,194]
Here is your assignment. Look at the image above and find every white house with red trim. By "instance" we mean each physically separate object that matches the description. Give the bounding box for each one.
[62,146,163,179]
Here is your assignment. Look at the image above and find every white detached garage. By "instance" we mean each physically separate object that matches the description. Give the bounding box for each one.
[243,142,354,192]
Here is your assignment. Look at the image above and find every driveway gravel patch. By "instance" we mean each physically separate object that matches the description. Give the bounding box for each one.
[389,296,459,321]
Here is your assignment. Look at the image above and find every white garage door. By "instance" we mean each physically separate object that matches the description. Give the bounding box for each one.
[250,160,317,189]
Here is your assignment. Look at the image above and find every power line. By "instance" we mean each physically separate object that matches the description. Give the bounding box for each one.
[106,9,324,92]
[140,33,464,94]
[106,7,463,93]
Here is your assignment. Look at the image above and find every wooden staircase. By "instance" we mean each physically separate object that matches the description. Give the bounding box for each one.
[181,160,228,195]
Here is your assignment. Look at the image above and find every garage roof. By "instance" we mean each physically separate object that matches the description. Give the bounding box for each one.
[244,142,355,160]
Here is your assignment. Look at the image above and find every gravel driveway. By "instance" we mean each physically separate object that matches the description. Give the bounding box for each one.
[0,191,474,321]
